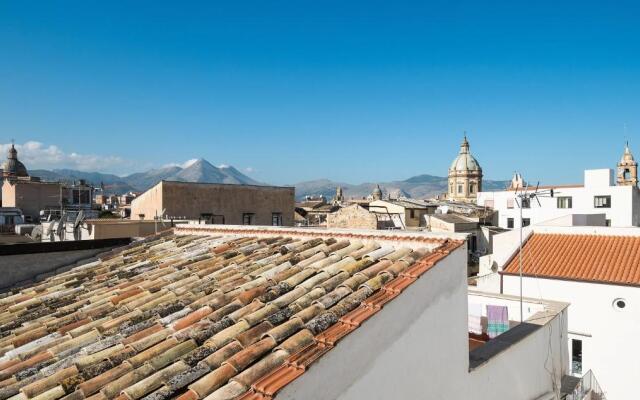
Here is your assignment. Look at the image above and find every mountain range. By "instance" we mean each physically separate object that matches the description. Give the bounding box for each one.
[292,175,510,200]
[29,159,509,200]
[29,159,262,194]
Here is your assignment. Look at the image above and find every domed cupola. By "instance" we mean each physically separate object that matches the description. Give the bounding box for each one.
[447,133,483,202]
[2,143,29,179]
[450,134,482,172]
[371,184,383,201]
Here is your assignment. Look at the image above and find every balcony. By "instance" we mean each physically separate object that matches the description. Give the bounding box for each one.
[562,370,606,400]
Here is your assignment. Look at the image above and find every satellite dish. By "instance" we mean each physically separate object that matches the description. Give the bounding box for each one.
[74,210,85,229]
[56,213,65,240]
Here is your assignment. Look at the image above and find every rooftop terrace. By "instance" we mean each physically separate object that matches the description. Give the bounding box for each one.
[0,227,463,400]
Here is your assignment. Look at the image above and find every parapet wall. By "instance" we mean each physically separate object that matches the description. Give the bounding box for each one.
[0,238,131,292]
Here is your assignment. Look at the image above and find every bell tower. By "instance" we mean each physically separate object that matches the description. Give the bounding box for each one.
[617,142,638,187]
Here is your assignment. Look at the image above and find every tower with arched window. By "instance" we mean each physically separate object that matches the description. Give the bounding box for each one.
[617,142,638,187]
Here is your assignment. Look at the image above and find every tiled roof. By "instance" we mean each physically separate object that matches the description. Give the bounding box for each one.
[502,233,640,286]
[0,230,461,400]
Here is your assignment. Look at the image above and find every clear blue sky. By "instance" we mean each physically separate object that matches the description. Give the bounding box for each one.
[1,1,638,185]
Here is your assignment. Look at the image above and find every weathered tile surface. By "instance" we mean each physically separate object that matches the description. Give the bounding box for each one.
[0,231,461,400]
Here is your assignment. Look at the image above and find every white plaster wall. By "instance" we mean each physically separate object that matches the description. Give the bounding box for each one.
[477,169,640,228]
[277,245,470,400]
[467,308,567,400]
[503,276,640,400]
[278,245,567,400]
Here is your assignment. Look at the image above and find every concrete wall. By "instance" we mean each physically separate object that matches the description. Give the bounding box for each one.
[131,181,295,226]
[326,204,378,230]
[87,220,163,239]
[278,245,567,400]
[477,169,640,228]
[0,239,130,291]
[503,275,639,400]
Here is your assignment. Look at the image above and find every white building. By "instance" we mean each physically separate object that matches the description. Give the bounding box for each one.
[478,225,639,400]
[477,168,640,229]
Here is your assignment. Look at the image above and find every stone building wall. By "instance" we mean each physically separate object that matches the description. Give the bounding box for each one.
[131,181,295,226]
[327,204,378,230]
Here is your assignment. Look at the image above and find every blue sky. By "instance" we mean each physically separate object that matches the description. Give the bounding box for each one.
[1,1,638,185]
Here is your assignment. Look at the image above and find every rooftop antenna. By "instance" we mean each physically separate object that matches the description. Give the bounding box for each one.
[514,180,556,322]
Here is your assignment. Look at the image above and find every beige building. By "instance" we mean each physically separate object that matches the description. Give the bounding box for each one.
[131,180,295,226]
[448,134,483,202]
[1,144,62,221]
[369,199,435,229]
[617,141,638,186]
[2,179,62,222]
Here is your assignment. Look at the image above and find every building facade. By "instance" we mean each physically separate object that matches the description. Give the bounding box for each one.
[497,226,640,400]
[448,134,483,202]
[131,180,295,226]
[477,169,640,228]
[1,144,95,222]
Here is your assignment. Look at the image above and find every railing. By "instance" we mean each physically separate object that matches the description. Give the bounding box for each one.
[0,225,16,234]
[566,370,606,400]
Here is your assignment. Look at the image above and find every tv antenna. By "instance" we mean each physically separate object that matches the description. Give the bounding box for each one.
[513,180,556,322]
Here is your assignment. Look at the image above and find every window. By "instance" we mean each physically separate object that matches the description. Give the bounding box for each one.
[507,218,514,229]
[469,182,475,194]
[522,218,531,227]
[457,184,463,194]
[138,214,145,220]
[271,212,283,226]
[594,195,611,208]
[409,209,415,219]
[606,219,611,227]
[572,339,582,375]
[520,198,531,208]
[624,169,631,180]
[242,213,255,225]
[468,235,477,252]
[507,199,514,209]
[557,196,573,209]
[450,183,453,194]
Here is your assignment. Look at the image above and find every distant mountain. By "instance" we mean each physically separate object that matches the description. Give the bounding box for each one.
[124,166,182,191]
[29,159,264,194]
[293,174,510,200]
[29,160,508,200]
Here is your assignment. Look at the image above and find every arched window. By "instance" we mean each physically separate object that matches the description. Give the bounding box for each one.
[469,182,475,194]
[450,183,453,194]
[624,169,631,180]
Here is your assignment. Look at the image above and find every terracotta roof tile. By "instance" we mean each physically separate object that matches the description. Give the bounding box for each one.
[0,231,461,400]
[502,233,640,286]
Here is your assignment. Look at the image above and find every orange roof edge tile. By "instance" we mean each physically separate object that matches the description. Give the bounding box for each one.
[249,239,464,398]
[502,233,640,286]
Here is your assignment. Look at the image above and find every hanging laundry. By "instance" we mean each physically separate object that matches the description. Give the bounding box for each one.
[486,305,509,338]
[468,303,483,335]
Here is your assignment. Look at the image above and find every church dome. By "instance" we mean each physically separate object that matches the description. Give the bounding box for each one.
[449,135,481,172]
[2,144,29,177]
[371,184,383,200]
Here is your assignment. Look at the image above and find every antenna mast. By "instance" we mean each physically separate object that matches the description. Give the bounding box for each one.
[514,180,555,322]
